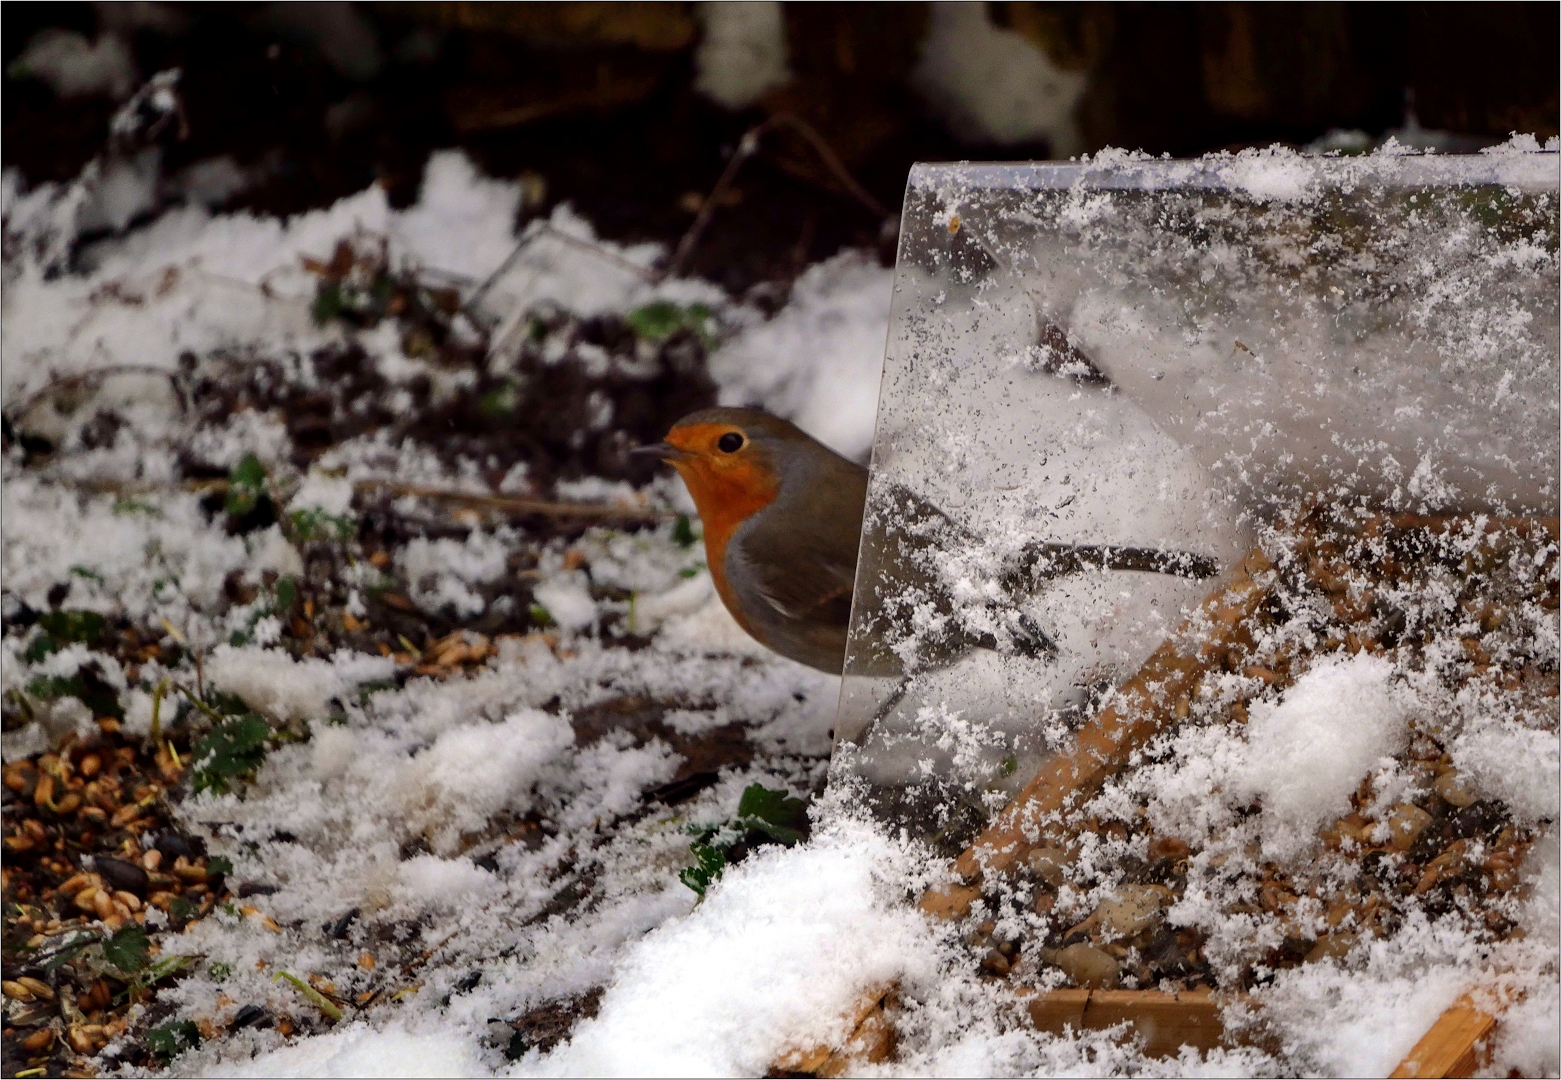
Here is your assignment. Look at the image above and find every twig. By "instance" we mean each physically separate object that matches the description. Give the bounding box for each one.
[663,112,890,281]
[4,365,187,424]
[353,480,675,524]
[465,222,655,324]
[47,476,675,525]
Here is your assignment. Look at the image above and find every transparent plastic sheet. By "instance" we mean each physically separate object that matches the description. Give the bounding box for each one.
[833,150,1559,853]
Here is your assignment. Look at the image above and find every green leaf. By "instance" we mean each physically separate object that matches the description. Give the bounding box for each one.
[206,855,233,876]
[289,509,357,543]
[478,383,520,418]
[672,514,696,548]
[21,633,57,662]
[735,784,808,846]
[169,897,198,922]
[627,300,684,343]
[112,496,160,516]
[145,1020,201,1060]
[207,961,232,981]
[26,674,83,700]
[736,784,806,829]
[205,690,252,717]
[311,280,344,327]
[69,566,105,584]
[225,454,268,517]
[102,924,151,973]
[528,603,554,628]
[191,715,271,795]
[37,608,106,644]
[678,842,729,897]
[272,575,297,615]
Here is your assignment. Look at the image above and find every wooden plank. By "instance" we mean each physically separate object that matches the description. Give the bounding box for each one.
[773,984,894,1075]
[1389,993,1500,1079]
[1024,989,1231,1057]
[1084,989,1226,1056]
[1025,988,1091,1035]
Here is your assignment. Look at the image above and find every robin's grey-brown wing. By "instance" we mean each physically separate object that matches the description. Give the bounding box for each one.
[727,455,868,674]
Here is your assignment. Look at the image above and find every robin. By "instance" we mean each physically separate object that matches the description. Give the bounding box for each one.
[636,406,1218,676]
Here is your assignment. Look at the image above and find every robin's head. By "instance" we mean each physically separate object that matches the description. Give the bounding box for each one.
[635,408,810,526]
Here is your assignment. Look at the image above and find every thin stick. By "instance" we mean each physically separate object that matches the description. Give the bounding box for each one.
[5,365,187,423]
[663,112,890,281]
[354,480,675,524]
[52,476,675,525]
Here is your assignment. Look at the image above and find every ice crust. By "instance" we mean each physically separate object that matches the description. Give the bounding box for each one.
[3,144,1557,1076]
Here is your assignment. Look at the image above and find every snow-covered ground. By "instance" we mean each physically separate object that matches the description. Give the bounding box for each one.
[3,150,1556,1077]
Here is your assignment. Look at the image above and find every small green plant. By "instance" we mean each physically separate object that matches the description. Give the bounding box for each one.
[102,924,151,974]
[24,608,108,661]
[627,301,716,346]
[289,508,356,543]
[190,715,271,795]
[229,574,298,646]
[678,783,809,897]
[145,1019,201,1061]
[478,382,520,418]
[112,495,160,516]
[24,668,122,719]
[225,454,268,517]
[672,514,697,548]
[207,961,232,981]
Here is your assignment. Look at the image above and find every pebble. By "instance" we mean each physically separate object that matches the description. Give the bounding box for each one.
[90,856,150,897]
[232,1003,271,1029]
[1050,943,1120,989]
[1305,932,1357,963]
[1433,770,1477,808]
[1025,846,1070,888]
[1387,804,1433,852]
[1093,884,1173,939]
[981,949,1011,976]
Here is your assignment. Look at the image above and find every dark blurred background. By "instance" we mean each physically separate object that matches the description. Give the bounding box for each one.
[5,2,1557,292]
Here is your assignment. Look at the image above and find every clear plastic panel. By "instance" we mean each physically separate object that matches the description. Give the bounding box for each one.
[834,151,1559,852]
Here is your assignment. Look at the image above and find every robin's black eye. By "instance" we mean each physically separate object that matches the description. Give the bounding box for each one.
[717,432,744,453]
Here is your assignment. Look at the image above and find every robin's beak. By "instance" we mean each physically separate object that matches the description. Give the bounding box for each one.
[631,441,686,462]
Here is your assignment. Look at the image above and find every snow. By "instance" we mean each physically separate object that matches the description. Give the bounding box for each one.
[206,646,394,724]
[1450,718,1560,824]
[694,1,791,110]
[524,819,940,1077]
[1238,654,1410,860]
[10,29,138,99]
[912,3,1086,154]
[708,251,892,460]
[215,1026,488,1078]
[395,710,574,855]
